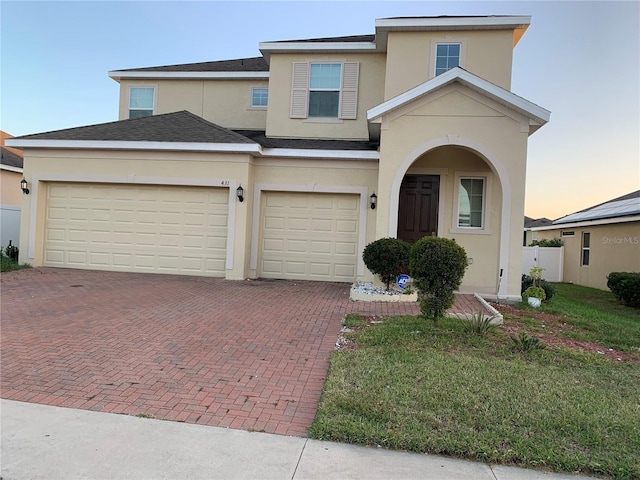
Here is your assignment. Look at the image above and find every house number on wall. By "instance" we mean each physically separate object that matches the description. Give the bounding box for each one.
[220,180,230,186]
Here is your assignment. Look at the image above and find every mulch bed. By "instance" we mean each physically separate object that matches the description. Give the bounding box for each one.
[492,302,640,363]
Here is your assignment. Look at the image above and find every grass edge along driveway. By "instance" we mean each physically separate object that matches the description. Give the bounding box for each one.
[310,284,640,480]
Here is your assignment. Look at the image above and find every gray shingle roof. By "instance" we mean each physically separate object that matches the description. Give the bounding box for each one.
[1,147,23,168]
[524,217,552,228]
[15,111,257,144]
[116,57,269,73]
[268,34,375,44]
[233,130,379,151]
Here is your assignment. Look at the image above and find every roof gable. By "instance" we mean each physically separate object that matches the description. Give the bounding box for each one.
[367,67,550,135]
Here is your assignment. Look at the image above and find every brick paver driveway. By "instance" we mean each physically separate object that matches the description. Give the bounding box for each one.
[1,268,429,436]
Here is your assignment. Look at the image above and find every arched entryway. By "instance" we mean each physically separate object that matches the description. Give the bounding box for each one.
[386,136,513,299]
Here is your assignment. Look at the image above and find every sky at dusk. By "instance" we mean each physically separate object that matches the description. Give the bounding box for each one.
[1,1,638,220]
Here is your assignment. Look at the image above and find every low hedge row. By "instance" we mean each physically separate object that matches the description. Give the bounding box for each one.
[607,272,640,309]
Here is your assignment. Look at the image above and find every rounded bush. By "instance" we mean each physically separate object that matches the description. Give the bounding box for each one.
[409,237,467,322]
[362,237,410,290]
[607,272,640,309]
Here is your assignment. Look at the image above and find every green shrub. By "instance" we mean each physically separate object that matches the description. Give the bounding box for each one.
[529,238,563,247]
[521,274,556,302]
[459,311,498,337]
[510,331,545,352]
[362,237,410,290]
[607,272,640,309]
[409,237,467,323]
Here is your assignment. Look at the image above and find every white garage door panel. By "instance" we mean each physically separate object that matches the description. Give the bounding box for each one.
[43,183,228,276]
[260,192,359,282]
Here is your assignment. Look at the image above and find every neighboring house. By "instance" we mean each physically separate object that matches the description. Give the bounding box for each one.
[531,191,640,291]
[8,15,550,301]
[0,131,24,248]
[523,216,552,246]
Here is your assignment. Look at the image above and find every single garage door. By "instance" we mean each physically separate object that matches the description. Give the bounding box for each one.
[43,183,228,276]
[260,191,359,282]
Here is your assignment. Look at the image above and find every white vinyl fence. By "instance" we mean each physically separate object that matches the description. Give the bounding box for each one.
[522,246,563,282]
[0,205,21,249]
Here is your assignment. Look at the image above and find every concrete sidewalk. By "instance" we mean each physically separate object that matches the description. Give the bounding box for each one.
[1,400,596,480]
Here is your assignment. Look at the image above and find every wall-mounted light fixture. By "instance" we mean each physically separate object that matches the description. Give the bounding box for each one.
[370,192,377,209]
[236,185,244,202]
[20,178,29,195]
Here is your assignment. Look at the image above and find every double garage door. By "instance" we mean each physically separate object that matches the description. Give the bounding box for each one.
[44,183,228,276]
[43,184,360,282]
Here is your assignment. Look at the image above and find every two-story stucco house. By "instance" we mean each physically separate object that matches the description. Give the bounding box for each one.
[8,15,550,301]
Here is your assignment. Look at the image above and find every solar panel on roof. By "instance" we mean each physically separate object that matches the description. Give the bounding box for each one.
[554,198,640,224]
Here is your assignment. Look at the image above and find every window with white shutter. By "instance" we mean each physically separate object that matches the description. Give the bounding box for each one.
[290,62,309,118]
[339,62,359,119]
[290,61,359,119]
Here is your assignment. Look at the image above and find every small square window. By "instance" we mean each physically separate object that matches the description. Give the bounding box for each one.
[251,88,268,107]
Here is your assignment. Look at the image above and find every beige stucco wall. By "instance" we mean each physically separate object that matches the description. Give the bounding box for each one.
[265,53,386,140]
[249,158,379,280]
[20,149,252,280]
[536,222,640,290]
[374,85,530,300]
[118,79,269,130]
[19,149,380,282]
[1,169,23,206]
[384,30,514,100]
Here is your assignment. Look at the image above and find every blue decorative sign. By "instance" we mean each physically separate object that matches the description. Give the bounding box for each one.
[396,274,410,289]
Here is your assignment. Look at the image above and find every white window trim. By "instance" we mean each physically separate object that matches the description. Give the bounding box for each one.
[128,86,156,118]
[450,172,492,235]
[581,231,590,267]
[308,62,343,119]
[250,87,268,109]
[430,39,466,78]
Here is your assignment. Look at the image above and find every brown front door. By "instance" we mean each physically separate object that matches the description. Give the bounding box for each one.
[397,175,440,243]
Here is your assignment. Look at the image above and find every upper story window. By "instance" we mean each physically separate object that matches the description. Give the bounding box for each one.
[435,43,461,76]
[309,63,342,117]
[129,87,155,119]
[251,87,268,108]
[457,177,485,228]
[290,62,359,120]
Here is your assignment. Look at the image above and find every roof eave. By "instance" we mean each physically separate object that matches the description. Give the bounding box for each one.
[109,71,270,82]
[531,215,640,230]
[6,139,261,154]
[259,41,378,61]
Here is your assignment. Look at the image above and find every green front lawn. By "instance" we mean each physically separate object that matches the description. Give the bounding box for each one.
[0,255,30,272]
[310,284,640,480]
